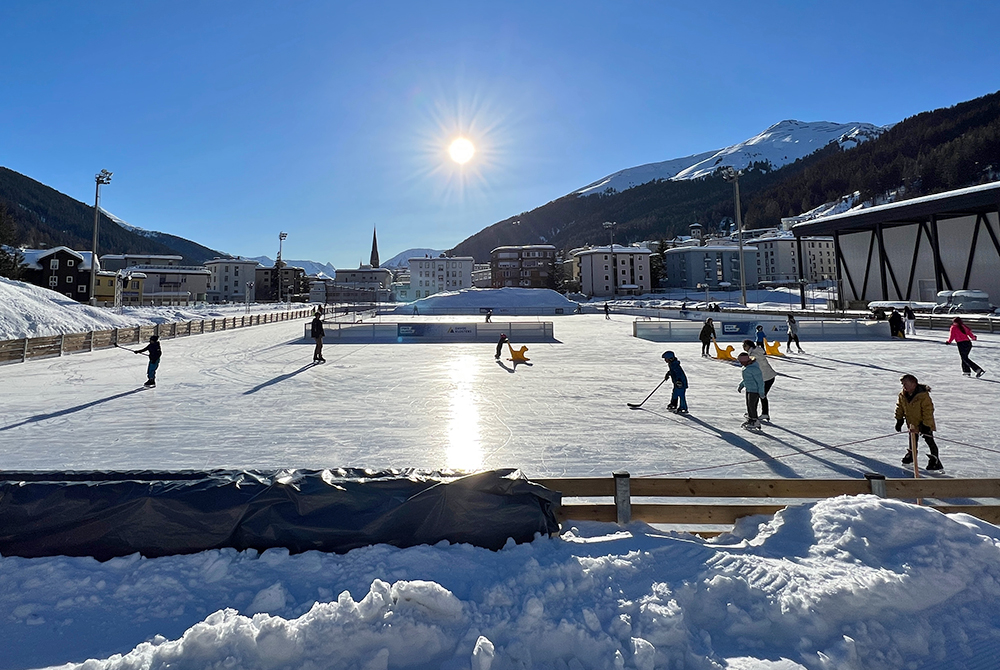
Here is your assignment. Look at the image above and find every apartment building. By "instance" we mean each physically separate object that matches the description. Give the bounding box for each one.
[204,258,259,303]
[575,245,653,297]
[408,256,474,298]
[661,245,759,290]
[490,245,555,289]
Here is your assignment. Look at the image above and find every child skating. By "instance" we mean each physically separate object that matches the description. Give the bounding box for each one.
[661,351,689,414]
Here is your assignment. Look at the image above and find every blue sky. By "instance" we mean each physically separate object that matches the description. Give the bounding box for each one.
[2,1,999,268]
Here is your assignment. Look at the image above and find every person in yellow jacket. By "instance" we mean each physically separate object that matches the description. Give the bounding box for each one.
[894,374,943,470]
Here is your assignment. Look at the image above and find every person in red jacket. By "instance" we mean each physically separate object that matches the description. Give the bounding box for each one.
[946,316,985,378]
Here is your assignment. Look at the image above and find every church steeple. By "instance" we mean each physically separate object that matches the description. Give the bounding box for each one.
[370,226,380,268]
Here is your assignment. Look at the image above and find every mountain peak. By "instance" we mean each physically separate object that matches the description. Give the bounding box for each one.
[576,120,887,196]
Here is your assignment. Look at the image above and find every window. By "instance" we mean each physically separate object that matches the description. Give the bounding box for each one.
[132,282,139,289]
[77,285,87,293]
[67,259,75,267]
[50,259,59,269]
[66,276,73,284]
[49,276,59,287]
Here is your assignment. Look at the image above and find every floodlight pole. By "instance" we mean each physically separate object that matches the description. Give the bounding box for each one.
[89,169,112,306]
[277,231,287,302]
[723,168,747,306]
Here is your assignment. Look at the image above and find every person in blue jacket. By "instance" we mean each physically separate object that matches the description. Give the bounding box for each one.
[737,351,766,430]
[754,324,767,346]
[662,350,689,414]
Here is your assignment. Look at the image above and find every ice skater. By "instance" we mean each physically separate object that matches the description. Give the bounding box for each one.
[786,314,804,353]
[888,308,905,338]
[946,316,985,377]
[495,333,508,359]
[485,309,492,323]
[604,303,611,319]
[135,335,161,387]
[310,312,326,362]
[754,324,766,347]
[742,339,776,422]
[661,351,688,414]
[736,352,765,431]
[903,305,917,336]
[699,318,716,357]
[894,374,943,470]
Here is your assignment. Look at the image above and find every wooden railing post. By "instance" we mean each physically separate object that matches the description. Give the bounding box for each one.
[613,471,631,525]
[864,472,886,497]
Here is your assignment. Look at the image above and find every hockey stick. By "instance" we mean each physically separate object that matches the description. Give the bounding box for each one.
[627,378,667,409]
[114,343,144,354]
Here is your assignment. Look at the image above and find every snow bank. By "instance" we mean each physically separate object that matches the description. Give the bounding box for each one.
[7,497,1000,669]
[392,287,579,313]
[0,277,302,340]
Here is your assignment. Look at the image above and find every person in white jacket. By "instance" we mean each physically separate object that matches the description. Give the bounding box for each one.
[743,339,777,421]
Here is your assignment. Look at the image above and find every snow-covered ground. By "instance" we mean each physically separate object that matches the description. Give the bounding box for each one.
[2,282,1000,669]
[0,277,309,340]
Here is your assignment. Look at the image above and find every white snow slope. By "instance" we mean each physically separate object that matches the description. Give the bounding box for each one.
[576,120,885,196]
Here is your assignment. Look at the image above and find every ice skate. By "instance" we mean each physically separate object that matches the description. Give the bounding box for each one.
[927,456,944,471]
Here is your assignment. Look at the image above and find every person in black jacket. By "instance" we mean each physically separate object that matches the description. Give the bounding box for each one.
[495,333,508,359]
[310,313,326,362]
[135,335,162,387]
[698,318,716,357]
[888,308,905,338]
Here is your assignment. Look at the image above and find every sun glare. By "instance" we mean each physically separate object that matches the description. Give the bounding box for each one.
[448,137,475,164]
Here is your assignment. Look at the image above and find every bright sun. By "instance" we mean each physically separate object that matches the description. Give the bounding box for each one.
[448,137,475,164]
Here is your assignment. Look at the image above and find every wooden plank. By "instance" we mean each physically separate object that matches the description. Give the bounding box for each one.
[631,504,787,524]
[532,478,615,496]
[931,505,1000,524]
[629,478,871,498]
[557,504,616,522]
[886,479,1000,499]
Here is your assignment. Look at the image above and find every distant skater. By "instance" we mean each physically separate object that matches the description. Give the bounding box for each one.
[786,314,804,353]
[604,303,611,319]
[903,305,917,336]
[698,318,716,357]
[736,352,766,431]
[135,335,161,387]
[895,374,943,470]
[495,333,508,359]
[754,324,766,347]
[946,316,985,377]
[310,312,326,363]
[485,309,492,323]
[888,308,905,338]
[661,350,688,414]
[743,339,776,421]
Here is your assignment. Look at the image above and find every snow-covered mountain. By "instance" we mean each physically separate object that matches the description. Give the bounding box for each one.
[251,256,336,277]
[576,120,886,196]
[381,248,447,268]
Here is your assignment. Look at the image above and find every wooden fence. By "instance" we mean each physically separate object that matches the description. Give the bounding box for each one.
[534,474,1000,532]
[0,309,313,366]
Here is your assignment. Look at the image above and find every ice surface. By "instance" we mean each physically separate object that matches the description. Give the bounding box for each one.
[3,283,1000,669]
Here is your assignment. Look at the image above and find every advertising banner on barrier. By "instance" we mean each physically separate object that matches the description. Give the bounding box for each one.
[397,324,426,337]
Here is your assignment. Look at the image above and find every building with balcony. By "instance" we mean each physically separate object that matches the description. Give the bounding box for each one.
[490,245,556,289]
[662,245,759,290]
[407,256,474,298]
[576,245,653,297]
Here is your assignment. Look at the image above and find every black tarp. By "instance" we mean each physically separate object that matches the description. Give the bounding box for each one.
[0,468,561,560]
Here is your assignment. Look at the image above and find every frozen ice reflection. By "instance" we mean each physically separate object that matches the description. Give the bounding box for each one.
[446,355,483,471]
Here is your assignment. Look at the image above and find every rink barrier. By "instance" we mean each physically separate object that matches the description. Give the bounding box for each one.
[0,309,314,366]
[534,474,1000,534]
[305,321,556,343]
[633,318,892,342]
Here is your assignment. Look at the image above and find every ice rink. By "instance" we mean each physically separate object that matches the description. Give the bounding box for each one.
[2,313,999,480]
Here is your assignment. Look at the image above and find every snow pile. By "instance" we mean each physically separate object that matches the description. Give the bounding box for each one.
[6,496,1000,669]
[576,120,886,196]
[392,287,579,312]
[0,277,153,339]
[0,276,301,340]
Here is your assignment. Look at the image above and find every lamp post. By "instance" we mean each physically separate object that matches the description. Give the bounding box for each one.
[276,231,288,303]
[721,167,747,306]
[603,221,617,297]
[89,169,113,306]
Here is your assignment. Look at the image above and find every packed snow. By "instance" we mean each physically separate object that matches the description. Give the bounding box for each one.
[576,121,885,196]
[0,276,304,340]
[2,280,1000,669]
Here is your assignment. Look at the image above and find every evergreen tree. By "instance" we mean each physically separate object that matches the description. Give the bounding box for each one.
[0,201,25,279]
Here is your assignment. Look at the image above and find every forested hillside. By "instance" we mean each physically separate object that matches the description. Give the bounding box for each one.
[451,90,1000,262]
[0,167,225,264]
